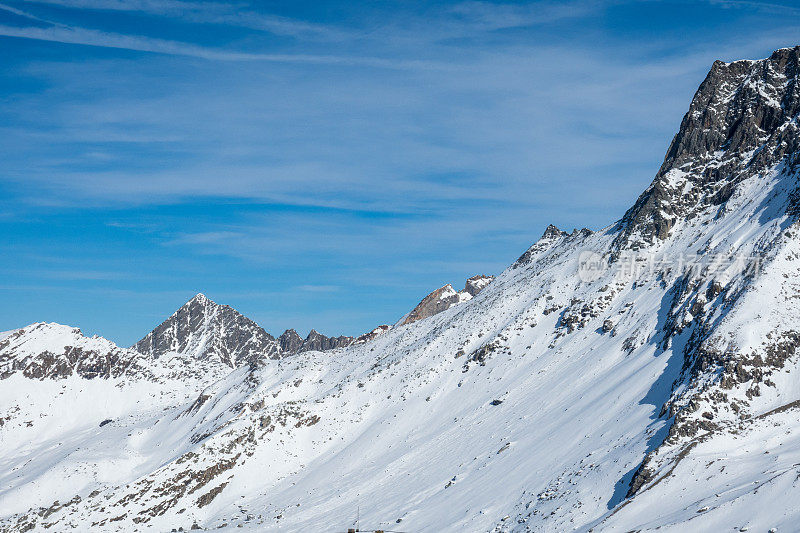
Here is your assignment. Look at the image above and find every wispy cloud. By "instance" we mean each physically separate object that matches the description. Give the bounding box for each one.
[706,0,800,15]
[3,0,800,341]
[0,22,437,66]
[0,1,56,23]
[21,0,350,38]
[447,0,601,30]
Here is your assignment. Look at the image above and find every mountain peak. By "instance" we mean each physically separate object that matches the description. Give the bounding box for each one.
[189,292,210,304]
[616,45,800,248]
[399,275,494,325]
[132,296,279,367]
[0,322,138,380]
[277,329,303,353]
[542,224,567,240]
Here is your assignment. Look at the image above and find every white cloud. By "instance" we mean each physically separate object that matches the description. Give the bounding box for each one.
[0,22,437,66]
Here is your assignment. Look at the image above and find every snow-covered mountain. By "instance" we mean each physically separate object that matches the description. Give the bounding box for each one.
[133,293,363,365]
[132,293,282,366]
[0,323,143,380]
[4,46,800,532]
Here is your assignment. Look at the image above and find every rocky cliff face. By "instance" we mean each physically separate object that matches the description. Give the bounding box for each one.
[617,46,800,249]
[299,329,353,352]
[277,328,304,353]
[463,274,494,297]
[278,328,354,354]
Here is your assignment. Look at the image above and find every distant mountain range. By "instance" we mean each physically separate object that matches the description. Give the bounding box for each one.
[0,274,494,383]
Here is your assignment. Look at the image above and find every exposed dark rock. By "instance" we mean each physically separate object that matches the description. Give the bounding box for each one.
[297,330,353,352]
[400,285,462,326]
[463,275,494,297]
[277,329,303,353]
[354,325,392,344]
[615,46,800,249]
[542,224,567,240]
[399,275,494,325]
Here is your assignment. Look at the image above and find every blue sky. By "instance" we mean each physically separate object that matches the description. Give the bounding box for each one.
[1,0,799,345]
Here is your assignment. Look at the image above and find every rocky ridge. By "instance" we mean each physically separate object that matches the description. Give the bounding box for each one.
[0,323,144,381]
[398,274,494,325]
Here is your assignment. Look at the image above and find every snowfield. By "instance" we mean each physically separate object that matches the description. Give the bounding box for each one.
[3,46,800,532]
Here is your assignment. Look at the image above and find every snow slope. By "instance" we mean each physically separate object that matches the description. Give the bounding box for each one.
[4,46,800,532]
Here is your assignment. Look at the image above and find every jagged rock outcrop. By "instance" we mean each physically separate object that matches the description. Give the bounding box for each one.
[463,275,494,297]
[514,225,593,266]
[280,328,354,353]
[398,275,495,325]
[277,329,304,353]
[298,329,353,352]
[399,284,463,326]
[355,324,392,344]
[541,224,567,240]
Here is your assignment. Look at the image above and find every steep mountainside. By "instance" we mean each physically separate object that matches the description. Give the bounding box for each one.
[3,47,800,533]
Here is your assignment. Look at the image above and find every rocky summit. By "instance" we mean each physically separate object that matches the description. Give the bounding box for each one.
[617,46,800,249]
[132,293,281,367]
[398,274,495,325]
[4,47,800,533]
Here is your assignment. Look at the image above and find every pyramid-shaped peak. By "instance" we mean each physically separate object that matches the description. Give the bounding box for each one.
[277,329,304,353]
[133,294,278,366]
